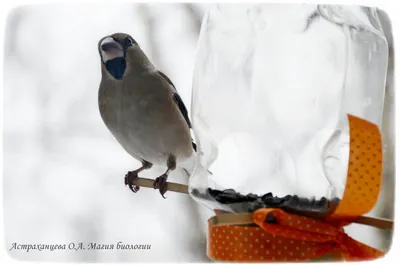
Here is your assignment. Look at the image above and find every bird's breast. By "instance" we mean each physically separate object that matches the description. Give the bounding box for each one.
[98,78,192,164]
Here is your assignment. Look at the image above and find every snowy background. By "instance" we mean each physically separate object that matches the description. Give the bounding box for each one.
[3,3,394,262]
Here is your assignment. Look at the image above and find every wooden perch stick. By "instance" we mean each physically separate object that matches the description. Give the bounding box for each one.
[135,177,189,194]
[209,212,394,230]
[135,177,394,231]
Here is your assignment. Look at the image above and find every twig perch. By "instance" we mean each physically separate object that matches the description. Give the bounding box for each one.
[134,177,394,230]
[135,177,189,194]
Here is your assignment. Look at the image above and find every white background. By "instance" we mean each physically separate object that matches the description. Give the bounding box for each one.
[0,0,397,263]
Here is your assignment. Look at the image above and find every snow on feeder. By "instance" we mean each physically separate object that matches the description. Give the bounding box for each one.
[188,4,389,262]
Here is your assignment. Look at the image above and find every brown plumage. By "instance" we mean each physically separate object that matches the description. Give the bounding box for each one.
[98,33,195,197]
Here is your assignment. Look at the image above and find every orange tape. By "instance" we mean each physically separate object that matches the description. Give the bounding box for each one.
[331,114,382,218]
[208,209,384,261]
[207,114,384,261]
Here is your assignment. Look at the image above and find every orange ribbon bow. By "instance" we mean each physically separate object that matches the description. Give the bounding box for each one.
[207,114,384,262]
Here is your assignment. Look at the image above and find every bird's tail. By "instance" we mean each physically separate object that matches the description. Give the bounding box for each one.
[182,167,192,178]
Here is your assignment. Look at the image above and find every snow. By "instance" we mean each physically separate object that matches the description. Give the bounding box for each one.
[3,3,212,262]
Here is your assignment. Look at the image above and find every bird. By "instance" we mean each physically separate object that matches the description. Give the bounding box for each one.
[97,33,197,198]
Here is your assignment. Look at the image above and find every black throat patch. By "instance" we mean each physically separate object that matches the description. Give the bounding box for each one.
[105,57,126,80]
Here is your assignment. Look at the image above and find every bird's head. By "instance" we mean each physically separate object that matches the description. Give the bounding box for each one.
[98,33,142,80]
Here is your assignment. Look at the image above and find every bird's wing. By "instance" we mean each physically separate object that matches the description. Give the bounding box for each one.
[157,70,192,128]
[157,70,197,151]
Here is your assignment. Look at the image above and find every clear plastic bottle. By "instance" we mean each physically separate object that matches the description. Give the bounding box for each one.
[188,4,388,215]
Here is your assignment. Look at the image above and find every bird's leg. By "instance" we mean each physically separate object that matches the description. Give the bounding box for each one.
[153,169,171,198]
[124,169,143,193]
[125,161,152,193]
[153,156,176,198]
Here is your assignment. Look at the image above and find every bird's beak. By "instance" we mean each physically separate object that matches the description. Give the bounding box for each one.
[100,37,124,63]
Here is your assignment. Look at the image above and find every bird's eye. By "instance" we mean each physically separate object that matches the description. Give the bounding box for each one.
[126,37,135,47]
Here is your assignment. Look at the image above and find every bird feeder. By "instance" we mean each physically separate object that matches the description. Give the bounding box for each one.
[188,4,389,262]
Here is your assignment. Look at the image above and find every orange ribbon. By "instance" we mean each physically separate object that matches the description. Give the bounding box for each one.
[207,114,384,261]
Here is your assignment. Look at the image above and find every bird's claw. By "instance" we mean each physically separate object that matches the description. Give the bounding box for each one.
[125,171,140,193]
[153,174,168,198]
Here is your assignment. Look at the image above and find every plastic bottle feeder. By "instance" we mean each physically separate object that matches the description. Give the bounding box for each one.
[132,4,392,262]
